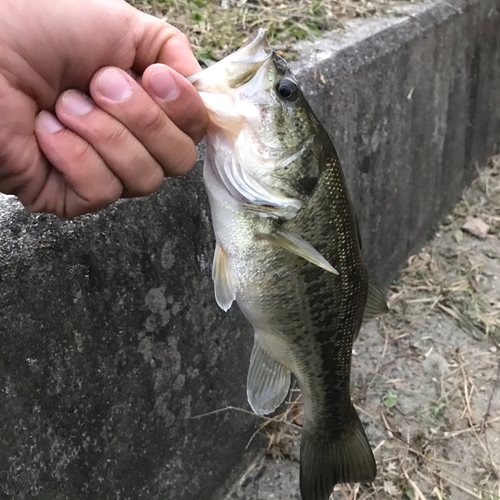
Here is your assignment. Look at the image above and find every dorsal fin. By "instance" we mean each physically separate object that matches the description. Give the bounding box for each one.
[362,279,388,325]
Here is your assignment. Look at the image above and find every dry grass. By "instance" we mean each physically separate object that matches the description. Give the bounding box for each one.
[128,0,416,62]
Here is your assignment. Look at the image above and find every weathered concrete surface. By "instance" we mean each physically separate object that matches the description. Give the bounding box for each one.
[0,0,499,498]
[0,165,261,500]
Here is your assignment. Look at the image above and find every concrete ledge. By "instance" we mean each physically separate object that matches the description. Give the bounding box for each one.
[0,0,499,498]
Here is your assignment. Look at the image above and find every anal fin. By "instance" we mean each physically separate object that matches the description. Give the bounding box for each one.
[247,335,291,416]
[362,279,389,325]
[300,406,376,500]
[212,241,236,312]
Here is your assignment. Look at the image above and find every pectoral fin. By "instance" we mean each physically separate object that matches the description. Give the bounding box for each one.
[247,335,291,415]
[212,242,236,312]
[260,229,339,275]
[241,203,298,220]
[362,279,389,325]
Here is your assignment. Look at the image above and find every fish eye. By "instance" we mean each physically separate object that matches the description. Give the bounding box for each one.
[276,78,299,101]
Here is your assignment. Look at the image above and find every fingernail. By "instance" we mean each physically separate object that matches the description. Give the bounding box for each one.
[150,66,180,101]
[98,68,132,101]
[61,91,94,116]
[38,111,64,133]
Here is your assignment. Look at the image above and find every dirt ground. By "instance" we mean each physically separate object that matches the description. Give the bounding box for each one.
[223,156,500,500]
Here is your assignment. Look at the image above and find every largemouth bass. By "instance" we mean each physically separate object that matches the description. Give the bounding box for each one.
[189,29,388,500]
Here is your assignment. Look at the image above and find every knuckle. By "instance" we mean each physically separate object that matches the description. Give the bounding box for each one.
[134,104,167,135]
[94,177,122,207]
[171,144,197,176]
[69,139,94,166]
[85,186,120,214]
[134,167,164,196]
[190,119,208,145]
[0,142,34,194]
[98,191,120,209]
[174,31,190,47]
[159,21,185,41]
[97,123,130,149]
[23,176,67,217]
[64,142,121,208]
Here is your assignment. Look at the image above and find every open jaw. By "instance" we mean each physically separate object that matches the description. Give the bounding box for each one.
[187,29,272,92]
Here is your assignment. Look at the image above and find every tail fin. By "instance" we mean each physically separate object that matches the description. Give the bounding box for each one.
[300,408,376,500]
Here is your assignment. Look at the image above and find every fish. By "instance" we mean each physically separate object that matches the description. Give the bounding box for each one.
[188,29,389,500]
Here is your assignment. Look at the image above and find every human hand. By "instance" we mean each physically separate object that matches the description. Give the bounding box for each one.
[0,0,208,217]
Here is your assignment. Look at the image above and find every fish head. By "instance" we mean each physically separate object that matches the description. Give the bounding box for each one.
[190,29,330,211]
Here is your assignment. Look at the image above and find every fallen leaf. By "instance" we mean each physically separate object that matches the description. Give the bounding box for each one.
[384,480,399,496]
[289,402,304,426]
[454,229,463,243]
[383,391,398,408]
[462,217,490,238]
[482,248,500,259]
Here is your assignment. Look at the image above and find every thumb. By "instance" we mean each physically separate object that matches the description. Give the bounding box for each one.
[129,9,201,77]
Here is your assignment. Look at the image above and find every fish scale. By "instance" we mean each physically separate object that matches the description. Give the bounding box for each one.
[283,155,367,428]
[189,28,388,500]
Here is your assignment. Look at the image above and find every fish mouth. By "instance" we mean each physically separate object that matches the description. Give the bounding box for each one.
[241,27,266,50]
[188,29,272,91]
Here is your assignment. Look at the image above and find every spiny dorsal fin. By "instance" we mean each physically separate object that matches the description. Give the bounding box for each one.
[362,279,389,325]
[247,335,291,415]
[212,241,236,311]
[259,229,339,275]
[300,406,376,500]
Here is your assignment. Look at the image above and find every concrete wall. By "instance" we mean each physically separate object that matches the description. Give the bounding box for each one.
[0,169,260,500]
[0,0,499,498]
[293,0,500,289]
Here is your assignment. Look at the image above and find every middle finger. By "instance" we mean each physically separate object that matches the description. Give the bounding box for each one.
[90,67,199,177]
